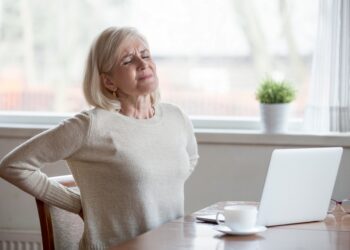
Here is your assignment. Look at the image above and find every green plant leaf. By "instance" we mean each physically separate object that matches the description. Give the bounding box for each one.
[256,77,296,104]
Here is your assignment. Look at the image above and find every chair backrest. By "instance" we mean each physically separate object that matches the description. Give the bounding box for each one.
[36,175,84,250]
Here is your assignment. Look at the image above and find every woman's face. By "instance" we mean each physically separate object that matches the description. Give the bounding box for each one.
[106,37,158,98]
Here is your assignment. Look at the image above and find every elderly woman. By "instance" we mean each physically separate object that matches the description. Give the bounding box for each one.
[0,27,199,249]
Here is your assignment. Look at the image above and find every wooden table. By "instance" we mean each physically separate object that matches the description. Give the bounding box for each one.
[110,201,350,250]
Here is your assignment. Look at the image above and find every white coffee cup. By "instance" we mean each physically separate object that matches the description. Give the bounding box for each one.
[216,205,258,231]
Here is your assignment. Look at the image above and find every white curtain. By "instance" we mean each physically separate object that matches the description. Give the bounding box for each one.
[304,0,350,132]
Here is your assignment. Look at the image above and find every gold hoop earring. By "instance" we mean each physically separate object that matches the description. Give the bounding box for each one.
[112,89,117,98]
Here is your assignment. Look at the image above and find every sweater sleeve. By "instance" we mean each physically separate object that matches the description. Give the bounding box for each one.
[181,111,199,174]
[0,111,91,214]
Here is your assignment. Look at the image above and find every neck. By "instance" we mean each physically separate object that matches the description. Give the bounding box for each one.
[118,95,155,119]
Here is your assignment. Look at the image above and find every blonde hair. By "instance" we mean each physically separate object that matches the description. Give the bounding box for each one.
[83,27,160,111]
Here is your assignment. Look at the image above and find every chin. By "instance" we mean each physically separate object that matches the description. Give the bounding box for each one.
[139,78,158,93]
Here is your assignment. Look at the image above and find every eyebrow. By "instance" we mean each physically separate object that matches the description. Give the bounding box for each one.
[120,49,150,60]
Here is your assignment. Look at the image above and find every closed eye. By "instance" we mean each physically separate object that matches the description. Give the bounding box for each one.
[141,49,151,59]
[122,56,133,65]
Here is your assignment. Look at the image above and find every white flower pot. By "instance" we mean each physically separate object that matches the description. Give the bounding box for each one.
[260,103,290,133]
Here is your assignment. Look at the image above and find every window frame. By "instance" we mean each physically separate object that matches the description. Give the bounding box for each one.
[0,111,303,132]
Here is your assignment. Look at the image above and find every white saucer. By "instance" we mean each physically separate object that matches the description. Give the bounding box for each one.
[214,225,267,236]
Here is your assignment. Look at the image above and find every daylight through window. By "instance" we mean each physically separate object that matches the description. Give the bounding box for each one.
[0,0,318,119]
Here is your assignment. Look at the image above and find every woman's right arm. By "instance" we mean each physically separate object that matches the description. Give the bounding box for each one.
[0,111,91,214]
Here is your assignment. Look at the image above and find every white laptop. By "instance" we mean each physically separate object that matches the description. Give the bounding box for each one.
[257,147,343,226]
[196,147,343,226]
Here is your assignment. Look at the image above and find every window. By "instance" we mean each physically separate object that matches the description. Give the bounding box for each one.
[0,0,318,120]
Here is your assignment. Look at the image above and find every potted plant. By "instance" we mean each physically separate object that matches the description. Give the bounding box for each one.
[256,77,296,133]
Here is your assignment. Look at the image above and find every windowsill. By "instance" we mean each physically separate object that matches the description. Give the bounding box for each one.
[196,128,350,147]
[0,124,349,147]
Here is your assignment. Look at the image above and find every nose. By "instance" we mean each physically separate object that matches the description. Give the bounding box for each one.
[136,56,147,70]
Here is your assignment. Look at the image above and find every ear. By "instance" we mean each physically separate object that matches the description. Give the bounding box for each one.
[101,74,117,92]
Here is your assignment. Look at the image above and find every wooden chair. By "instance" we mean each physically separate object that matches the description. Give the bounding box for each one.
[35,175,84,250]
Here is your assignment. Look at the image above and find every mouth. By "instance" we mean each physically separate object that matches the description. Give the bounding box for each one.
[137,74,153,81]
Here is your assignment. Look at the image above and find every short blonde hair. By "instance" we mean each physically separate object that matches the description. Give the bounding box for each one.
[83,27,160,111]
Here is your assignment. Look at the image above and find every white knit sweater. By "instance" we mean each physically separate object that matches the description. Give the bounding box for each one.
[0,103,199,250]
